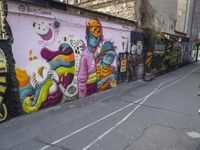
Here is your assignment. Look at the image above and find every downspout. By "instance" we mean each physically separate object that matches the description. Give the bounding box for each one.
[190,0,196,39]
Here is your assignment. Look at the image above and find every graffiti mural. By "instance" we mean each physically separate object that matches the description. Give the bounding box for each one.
[14,20,86,113]
[135,41,144,79]
[5,2,131,115]
[17,42,78,113]
[125,32,145,82]
[33,20,60,45]
[78,18,103,97]
[78,19,118,97]
[16,35,85,113]
[59,34,84,99]
[96,41,117,92]
[117,53,127,83]
[1,1,191,120]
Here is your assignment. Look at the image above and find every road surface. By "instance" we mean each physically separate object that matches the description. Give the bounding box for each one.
[1,63,200,150]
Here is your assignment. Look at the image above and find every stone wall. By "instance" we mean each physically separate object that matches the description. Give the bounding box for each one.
[192,0,200,41]
[77,0,137,21]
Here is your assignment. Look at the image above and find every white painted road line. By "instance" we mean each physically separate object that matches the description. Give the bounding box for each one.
[39,66,199,150]
[187,131,200,139]
[39,78,175,150]
[82,78,173,150]
[82,67,199,150]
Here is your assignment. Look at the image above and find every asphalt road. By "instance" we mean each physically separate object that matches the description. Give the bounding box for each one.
[1,63,200,150]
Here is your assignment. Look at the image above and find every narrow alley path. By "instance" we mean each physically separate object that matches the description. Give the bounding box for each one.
[1,63,200,150]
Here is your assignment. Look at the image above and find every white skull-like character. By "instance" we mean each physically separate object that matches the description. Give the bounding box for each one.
[26,59,59,94]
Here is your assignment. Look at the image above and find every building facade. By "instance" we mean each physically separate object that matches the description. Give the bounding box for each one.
[75,0,137,21]
[0,0,139,122]
[68,0,194,38]
[191,0,200,41]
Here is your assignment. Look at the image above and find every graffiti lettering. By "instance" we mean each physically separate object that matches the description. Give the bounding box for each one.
[19,4,52,16]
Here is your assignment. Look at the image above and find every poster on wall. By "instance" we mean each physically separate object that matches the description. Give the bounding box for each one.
[6,2,131,113]
[154,44,165,54]
[120,58,127,72]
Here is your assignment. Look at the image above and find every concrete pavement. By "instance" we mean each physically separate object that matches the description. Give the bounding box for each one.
[1,63,200,150]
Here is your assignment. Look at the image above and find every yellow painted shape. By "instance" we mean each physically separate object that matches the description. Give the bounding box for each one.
[23,79,52,113]
[0,85,6,93]
[0,103,8,122]
[0,77,6,83]
[87,72,97,84]
[55,66,75,76]
[53,54,75,62]
[0,63,6,69]
[0,96,3,104]
[16,67,30,87]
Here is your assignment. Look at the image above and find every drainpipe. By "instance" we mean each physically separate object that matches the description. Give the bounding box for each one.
[190,0,195,39]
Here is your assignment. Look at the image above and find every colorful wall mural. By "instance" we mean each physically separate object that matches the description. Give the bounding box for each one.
[126,32,145,82]
[0,1,192,122]
[116,32,145,84]
[6,2,131,114]
[144,32,191,78]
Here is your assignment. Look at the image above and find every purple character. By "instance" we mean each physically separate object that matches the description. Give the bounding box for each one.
[78,18,103,97]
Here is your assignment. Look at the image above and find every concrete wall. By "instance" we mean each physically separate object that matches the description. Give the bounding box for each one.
[191,0,200,41]
[148,0,178,34]
[176,0,195,38]
[149,0,194,38]
[77,0,137,21]
[176,0,188,33]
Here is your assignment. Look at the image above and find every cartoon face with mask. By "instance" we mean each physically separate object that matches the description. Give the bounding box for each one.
[85,19,103,52]
[78,18,103,97]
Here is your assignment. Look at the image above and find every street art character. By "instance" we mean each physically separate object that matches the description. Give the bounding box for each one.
[33,21,53,41]
[135,41,144,79]
[131,42,137,55]
[59,34,84,99]
[96,41,117,92]
[33,21,60,44]
[122,36,129,52]
[27,58,59,91]
[78,18,103,97]
[17,43,76,113]
[126,52,136,82]
[136,41,143,55]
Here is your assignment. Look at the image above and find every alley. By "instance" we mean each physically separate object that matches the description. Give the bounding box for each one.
[1,63,200,150]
